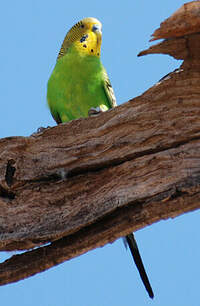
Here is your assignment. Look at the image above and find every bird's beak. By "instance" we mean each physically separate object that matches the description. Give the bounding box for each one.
[92,24,102,34]
[92,23,102,53]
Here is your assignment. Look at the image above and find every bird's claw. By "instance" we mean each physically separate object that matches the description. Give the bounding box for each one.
[88,107,102,116]
[31,126,51,136]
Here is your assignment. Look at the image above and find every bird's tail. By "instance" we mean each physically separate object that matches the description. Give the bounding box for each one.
[125,233,154,299]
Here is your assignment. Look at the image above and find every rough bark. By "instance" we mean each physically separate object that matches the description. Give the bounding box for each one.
[0,1,200,286]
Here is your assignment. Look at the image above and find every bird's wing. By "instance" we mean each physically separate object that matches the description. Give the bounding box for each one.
[102,68,117,109]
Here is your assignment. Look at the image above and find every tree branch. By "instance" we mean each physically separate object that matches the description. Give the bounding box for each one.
[0,1,200,286]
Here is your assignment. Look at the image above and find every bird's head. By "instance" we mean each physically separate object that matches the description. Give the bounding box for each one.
[57,17,102,60]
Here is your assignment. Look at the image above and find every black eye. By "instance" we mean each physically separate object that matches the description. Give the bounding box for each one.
[91,49,94,53]
[83,44,87,48]
[81,24,84,28]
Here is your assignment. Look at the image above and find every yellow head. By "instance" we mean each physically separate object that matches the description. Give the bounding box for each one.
[57,17,102,60]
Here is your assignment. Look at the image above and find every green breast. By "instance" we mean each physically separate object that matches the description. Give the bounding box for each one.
[47,46,110,123]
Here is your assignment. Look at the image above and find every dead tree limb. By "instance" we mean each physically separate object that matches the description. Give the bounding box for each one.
[0,1,200,286]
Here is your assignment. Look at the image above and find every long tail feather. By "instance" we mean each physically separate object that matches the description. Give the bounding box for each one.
[126,233,154,299]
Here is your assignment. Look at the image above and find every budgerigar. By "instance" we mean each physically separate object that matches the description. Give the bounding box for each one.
[47,17,154,299]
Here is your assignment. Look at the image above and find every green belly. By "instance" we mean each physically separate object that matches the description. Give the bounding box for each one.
[47,49,110,123]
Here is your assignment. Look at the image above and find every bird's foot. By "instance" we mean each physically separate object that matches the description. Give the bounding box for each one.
[88,107,103,116]
[31,126,51,136]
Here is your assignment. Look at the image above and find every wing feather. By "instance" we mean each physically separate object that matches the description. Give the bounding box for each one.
[102,68,117,109]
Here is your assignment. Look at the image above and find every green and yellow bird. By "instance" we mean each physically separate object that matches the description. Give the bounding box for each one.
[47,17,154,299]
[47,17,116,122]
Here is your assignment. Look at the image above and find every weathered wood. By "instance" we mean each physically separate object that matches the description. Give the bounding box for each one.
[0,0,200,286]
[138,1,200,60]
[150,1,200,41]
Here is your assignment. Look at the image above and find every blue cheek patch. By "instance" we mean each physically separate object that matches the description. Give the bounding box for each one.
[80,34,88,43]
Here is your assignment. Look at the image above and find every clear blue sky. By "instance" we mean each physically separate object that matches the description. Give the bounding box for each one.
[1,1,200,305]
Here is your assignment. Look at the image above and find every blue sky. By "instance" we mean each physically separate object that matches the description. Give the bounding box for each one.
[1,1,200,305]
